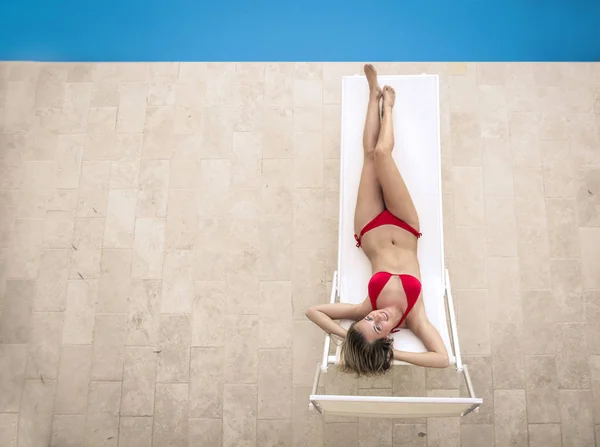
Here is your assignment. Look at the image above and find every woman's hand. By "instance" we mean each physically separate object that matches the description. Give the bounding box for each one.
[395,315,450,368]
[305,303,363,339]
[392,349,449,368]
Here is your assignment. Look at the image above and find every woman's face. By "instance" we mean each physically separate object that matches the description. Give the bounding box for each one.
[354,309,394,342]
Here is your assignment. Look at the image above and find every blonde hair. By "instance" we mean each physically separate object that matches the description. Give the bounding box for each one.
[339,322,393,377]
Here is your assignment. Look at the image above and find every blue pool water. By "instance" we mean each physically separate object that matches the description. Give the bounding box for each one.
[0,0,599,61]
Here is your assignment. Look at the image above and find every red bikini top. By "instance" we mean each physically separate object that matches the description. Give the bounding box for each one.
[368,271,422,333]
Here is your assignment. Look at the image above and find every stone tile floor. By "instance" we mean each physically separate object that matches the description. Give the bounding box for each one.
[0,62,599,446]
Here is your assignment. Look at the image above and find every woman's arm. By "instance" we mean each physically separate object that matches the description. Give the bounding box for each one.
[305,303,364,339]
[393,317,449,368]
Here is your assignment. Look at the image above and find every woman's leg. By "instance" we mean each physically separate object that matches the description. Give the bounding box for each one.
[373,86,420,230]
[354,64,386,234]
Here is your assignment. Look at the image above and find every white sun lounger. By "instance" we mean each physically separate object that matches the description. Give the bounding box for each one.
[309,74,482,418]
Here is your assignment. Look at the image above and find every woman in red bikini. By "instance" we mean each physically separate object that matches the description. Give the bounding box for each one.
[306,64,449,377]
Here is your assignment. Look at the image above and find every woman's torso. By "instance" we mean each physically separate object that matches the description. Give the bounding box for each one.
[360,224,424,328]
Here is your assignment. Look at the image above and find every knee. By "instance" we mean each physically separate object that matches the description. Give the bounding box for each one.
[363,145,376,160]
[374,144,392,159]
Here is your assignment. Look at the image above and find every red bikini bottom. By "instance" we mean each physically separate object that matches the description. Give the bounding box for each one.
[354,209,421,247]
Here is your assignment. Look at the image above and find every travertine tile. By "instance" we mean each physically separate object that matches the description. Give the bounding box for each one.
[257,419,292,447]
[587,292,600,355]
[292,385,323,446]
[116,82,148,133]
[97,249,132,313]
[425,390,460,446]
[488,257,521,322]
[528,424,562,447]
[576,169,600,226]
[3,60,600,447]
[126,280,160,346]
[485,195,518,256]
[460,425,495,447]
[259,218,293,281]
[459,356,494,425]
[69,218,105,279]
[559,390,595,447]
[556,322,590,389]
[165,190,197,249]
[521,290,557,354]
[542,140,575,198]
[452,166,485,225]
[482,138,514,196]
[33,249,70,312]
[517,225,551,289]
[50,415,85,447]
[192,281,226,347]
[25,311,63,380]
[567,113,600,168]
[258,281,293,349]
[62,82,93,133]
[91,314,127,381]
[223,384,257,447]
[525,355,560,423]
[76,161,110,217]
[358,416,392,447]
[292,321,324,386]
[545,198,580,257]
[0,191,18,248]
[226,250,260,314]
[136,160,169,218]
[293,131,323,188]
[17,161,53,218]
[324,422,358,447]
[103,189,137,248]
[491,322,525,389]
[479,85,508,139]
[121,347,157,416]
[450,112,481,166]
[131,218,165,279]
[62,280,97,345]
[18,379,56,447]
[292,250,326,318]
[591,356,600,424]
[258,349,292,419]
[579,227,600,289]
[188,418,222,446]
[53,135,84,189]
[88,106,117,133]
[54,345,92,415]
[169,134,201,188]
[494,389,527,447]
[118,417,153,447]
[265,64,293,107]
[85,381,121,447]
[224,315,258,384]
[232,131,262,188]
[157,314,190,383]
[0,344,27,412]
[161,249,194,313]
[190,348,224,418]
[0,280,35,343]
[34,64,67,108]
[454,290,491,355]
[6,218,43,279]
[392,423,426,446]
[153,383,188,447]
[550,259,584,322]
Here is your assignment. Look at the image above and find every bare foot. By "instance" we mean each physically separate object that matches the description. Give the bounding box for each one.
[382,85,395,109]
[364,64,382,99]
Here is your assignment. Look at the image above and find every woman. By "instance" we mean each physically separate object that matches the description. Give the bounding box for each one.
[305,64,449,377]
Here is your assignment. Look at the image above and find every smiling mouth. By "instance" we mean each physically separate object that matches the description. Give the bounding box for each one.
[381,311,389,321]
